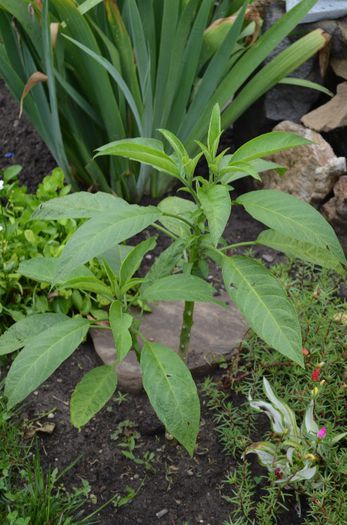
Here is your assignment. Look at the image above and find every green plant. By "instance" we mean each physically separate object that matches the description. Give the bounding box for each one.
[0,165,78,333]
[244,377,346,486]
[0,0,330,199]
[205,262,347,524]
[0,388,94,525]
[1,106,346,457]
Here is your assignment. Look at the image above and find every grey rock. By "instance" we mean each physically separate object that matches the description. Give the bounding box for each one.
[262,1,323,122]
[91,293,248,394]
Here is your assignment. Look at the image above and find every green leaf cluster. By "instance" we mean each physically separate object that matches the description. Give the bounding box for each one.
[0,0,327,200]
[1,104,345,457]
[0,166,78,333]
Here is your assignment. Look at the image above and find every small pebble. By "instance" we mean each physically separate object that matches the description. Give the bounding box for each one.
[262,253,274,263]
[145,254,153,260]
[47,413,54,419]
[156,509,168,519]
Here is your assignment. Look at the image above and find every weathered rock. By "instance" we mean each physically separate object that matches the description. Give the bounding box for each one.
[323,175,347,223]
[286,0,347,24]
[260,121,346,203]
[91,294,248,394]
[301,82,347,132]
[331,56,347,78]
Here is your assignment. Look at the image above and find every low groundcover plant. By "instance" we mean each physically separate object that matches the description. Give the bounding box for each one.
[0,106,346,455]
[244,377,347,486]
[0,166,78,334]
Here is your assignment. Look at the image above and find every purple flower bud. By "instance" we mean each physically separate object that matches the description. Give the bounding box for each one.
[4,152,15,159]
[317,426,327,440]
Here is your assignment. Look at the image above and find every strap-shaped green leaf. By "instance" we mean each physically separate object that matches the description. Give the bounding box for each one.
[141,342,200,456]
[198,184,231,246]
[31,191,129,220]
[0,313,68,356]
[95,138,180,178]
[257,230,344,274]
[70,365,117,429]
[5,318,90,408]
[141,274,219,303]
[222,255,303,367]
[109,301,133,363]
[238,190,346,265]
[56,205,160,280]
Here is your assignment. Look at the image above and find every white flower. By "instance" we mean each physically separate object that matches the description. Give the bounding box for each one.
[0,180,4,191]
[0,225,3,232]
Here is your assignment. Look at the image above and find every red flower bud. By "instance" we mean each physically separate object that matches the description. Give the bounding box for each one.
[311,368,320,382]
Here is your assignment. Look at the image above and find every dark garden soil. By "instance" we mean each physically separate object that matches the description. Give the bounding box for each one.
[1,82,346,524]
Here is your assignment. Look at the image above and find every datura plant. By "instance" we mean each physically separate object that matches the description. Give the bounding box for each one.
[1,106,346,456]
[244,378,347,486]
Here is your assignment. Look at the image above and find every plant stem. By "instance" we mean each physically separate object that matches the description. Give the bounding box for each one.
[219,241,257,252]
[179,301,195,361]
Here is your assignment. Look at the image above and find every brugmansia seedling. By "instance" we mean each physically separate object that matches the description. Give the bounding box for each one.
[1,106,346,455]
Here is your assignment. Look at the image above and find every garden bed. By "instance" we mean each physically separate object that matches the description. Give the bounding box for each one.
[1,81,346,525]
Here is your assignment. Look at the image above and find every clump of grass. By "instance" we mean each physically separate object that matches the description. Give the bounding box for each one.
[0,388,93,525]
[203,262,347,525]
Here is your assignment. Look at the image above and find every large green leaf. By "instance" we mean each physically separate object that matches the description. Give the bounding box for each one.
[257,230,344,274]
[5,318,90,408]
[70,365,117,428]
[31,191,129,220]
[238,190,346,265]
[141,342,200,455]
[95,138,180,179]
[0,313,68,356]
[222,256,303,367]
[59,276,113,299]
[198,184,231,246]
[56,206,160,280]
[231,132,310,164]
[143,239,185,284]
[109,301,133,363]
[158,197,197,237]
[141,274,219,303]
[18,257,93,284]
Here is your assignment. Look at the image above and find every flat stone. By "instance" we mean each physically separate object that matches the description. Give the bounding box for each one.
[301,82,347,132]
[286,0,347,23]
[91,293,248,394]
